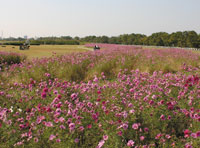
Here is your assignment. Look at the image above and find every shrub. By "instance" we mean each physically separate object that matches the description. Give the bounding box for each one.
[0,52,26,68]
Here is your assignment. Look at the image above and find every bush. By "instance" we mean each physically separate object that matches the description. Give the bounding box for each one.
[0,52,26,69]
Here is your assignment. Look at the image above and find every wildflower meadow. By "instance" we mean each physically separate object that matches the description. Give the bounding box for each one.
[0,44,199,148]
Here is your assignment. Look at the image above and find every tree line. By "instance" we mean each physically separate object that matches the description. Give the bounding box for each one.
[1,31,199,48]
[81,31,200,48]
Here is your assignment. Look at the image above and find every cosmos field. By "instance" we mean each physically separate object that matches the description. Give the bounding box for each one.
[0,44,200,148]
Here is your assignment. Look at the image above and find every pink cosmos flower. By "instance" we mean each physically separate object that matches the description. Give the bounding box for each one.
[184,129,190,138]
[49,135,56,140]
[71,93,77,99]
[129,109,135,114]
[36,116,45,124]
[132,123,139,130]
[34,137,38,143]
[149,100,154,105]
[117,131,123,136]
[69,123,75,131]
[87,124,92,129]
[160,114,165,120]
[58,117,65,123]
[96,140,105,148]
[122,123,128,130]
[152,95,157,99]
[129,88,134,93]
[128,103,133,108]
[127,140,134,147]
[56,139,61,143]
[155,133,162,139]
[92,113,99,120]
[103,135,108,141]
[185,143,193,148]
[60,125,66,129]
[44,121,53,127]
[53,90,58,94]
[165,134,171,139]
[79,126,84,131]
[190,133,197,138]
[140,136,145,141]
[93,76,98,82]
[74,138,79,143]
[45,73,51,77]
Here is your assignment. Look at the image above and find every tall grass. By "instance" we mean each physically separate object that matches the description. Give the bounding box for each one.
[0,52,26,70]
[1,44,200,84]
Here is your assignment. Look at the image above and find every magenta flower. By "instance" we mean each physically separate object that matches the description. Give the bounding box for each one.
[56,139,61,143]
[41,92,47,98]
[87,124,92,129]
[34,137,38,143]
[43,88,48,92]
[144,128,149,132]
[117,131,123,136]
[57,94,62,99]
[184,129,190,138]
[196,131,200,137]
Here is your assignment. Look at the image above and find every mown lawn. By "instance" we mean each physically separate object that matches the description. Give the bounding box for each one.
[0,45,90,59]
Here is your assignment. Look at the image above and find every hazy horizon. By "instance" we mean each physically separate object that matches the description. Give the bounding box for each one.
[0,0,200,38]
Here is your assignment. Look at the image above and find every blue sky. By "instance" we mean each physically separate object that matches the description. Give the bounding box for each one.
[0,0,199,38]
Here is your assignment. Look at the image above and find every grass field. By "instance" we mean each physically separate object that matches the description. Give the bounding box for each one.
[0,45,91,59]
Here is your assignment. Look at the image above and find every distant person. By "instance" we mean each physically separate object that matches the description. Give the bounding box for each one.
[94,45,100,51]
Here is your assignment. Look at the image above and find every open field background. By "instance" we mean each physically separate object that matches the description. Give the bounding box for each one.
[0,45,91,59]
[0,44,199,60]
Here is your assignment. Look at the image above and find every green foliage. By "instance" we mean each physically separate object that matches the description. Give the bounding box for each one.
[0,52,26,66]
[81,31,200,48]
[2,31,200,47]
